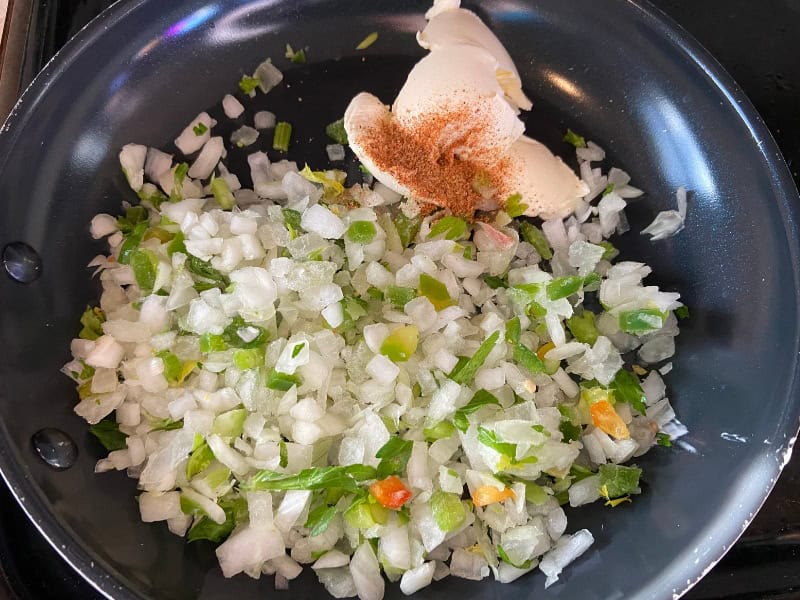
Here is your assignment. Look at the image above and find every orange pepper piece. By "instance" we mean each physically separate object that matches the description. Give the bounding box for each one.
[537,341,556,361]
[590,400,630,439]
[471,485,516,507]
[369,476,413,510]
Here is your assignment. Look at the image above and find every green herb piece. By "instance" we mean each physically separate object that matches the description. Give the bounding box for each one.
[187,497,248,544]
[618,308,665,334]
[347,221,377,244]
[656,432,673,447]
[397,504,411,525]
[675,306,690,320]
[375,436,413,479]
[186,256,230,290]
[570,464,594,483]
[156,350,182,384]
[164,230,185,256]
[484,275,507,290]
[519,221,552,260]
[423,421,455,441]
[118,221,148,265]
[559,420,582,443]
[547,275,584,300]
[279,441,289,468]
[239,75,260,95]
[186,437,215,479]
[356,32,378,50]
[532,424,549,436]
[79,306,105,340]
[599,241,618,260]
[386,286,415,308]
[290,342,305,359]
[138,185,169,208]
[78,362,95,380]
[222,316,268,349]
[453,389,501,433]
[598,464,642,499]
[602,183,615,196]
[305,504,337,536]
[89,419,127,451]
[273,121,292,152]
[266,369,302,391]
[299,164,344,197]
[524,482,549,505]
[477,427,517,459]
[504,193,528,218]
[449,331,499,384]
[210,176,235,210]
[609,369,647,415]
[116,206,148,234]
[395,212,422,248]
[243,464,377,493]
[365,287,383,301]
[281,207,302,239]
[285,44,306,64]
[380,325,419,362]
[567,311,599,345]
[430,491,466,533]
[150,418,183,432]
[212,408,248,438]
[582,272,602,291]
[358,164,371,175]
[563,128,587,148]
[527,301,548,320]
[193,122,208,136]
[497,545,533,570]
[199,333,227,353]
[325,118,348,145]
[428,216,467,241]
[170,162,189,202]
[282,208,302,230]
[513,342,545,374]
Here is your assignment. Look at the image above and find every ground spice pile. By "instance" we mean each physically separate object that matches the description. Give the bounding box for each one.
[357,105,514,217]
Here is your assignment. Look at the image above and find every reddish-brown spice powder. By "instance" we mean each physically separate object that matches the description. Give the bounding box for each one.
[358,106,512,217]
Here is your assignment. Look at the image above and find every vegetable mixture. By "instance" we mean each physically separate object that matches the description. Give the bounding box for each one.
[63,11,687,600]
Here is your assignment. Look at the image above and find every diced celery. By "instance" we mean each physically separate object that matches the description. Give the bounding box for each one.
[211,176,235,210]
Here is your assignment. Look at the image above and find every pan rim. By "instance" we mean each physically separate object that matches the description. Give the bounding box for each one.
[0,0,798,599]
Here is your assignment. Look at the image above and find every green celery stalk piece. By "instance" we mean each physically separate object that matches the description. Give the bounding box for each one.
[211,176,235,210]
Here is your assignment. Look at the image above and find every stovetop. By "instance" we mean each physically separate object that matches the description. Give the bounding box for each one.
[0,1,798,599]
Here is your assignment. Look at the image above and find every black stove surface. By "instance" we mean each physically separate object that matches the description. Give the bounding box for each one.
[1,1,798,599]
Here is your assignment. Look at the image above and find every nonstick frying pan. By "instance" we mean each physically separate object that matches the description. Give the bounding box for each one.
[0,1,799,599]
